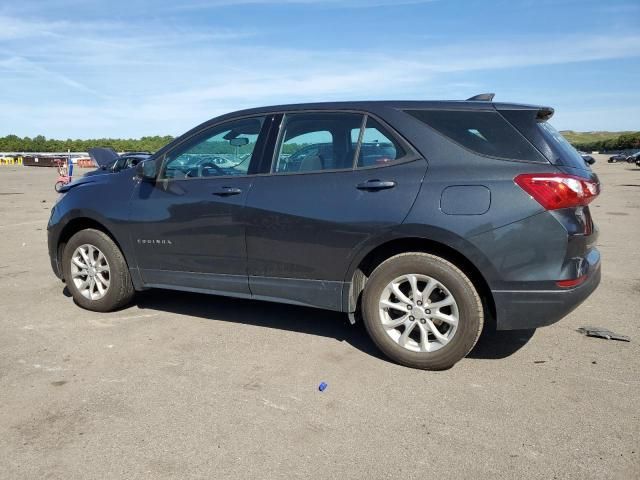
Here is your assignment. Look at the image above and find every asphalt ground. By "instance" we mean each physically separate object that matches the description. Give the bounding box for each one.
[0,155,638,479]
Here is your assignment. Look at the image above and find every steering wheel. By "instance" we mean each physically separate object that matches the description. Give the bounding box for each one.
[197,161,223,177]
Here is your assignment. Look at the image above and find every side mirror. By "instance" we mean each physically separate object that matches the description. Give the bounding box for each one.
[586,157,596,165]
[136,160,158,181]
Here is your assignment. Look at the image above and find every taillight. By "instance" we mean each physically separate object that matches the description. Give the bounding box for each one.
[556,275,587,288]
[514,173,599,210]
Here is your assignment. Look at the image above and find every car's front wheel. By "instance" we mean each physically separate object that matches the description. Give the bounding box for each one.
[361,253,484,370]
[62,229,135,312]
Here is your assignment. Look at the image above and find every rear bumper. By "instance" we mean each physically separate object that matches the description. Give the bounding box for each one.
[492,262,601,330]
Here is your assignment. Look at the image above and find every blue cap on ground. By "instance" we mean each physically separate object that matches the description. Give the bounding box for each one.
[318,382,328,392]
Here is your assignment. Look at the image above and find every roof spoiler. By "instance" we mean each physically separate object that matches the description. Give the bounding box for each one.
[466,93,495,102]
[467,93,555,121]
[536,107,554,121]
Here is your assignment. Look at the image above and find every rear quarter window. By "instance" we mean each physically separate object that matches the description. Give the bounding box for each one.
[406,109,546,162]
[536,122,590,170]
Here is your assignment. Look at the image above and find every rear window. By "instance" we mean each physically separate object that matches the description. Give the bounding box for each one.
[406,109,546,162]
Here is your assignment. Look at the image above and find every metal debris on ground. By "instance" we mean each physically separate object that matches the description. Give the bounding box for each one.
[577,326,631,342]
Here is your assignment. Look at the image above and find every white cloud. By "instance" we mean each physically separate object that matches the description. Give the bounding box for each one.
[0,11,639,137]
[170,0,438,10]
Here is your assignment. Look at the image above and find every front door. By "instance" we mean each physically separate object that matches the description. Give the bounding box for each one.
[128,115,269,295]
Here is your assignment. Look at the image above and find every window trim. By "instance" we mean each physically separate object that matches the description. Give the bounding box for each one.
[267,110,419,176]
[250,114,282,175]
[351,114,367,168]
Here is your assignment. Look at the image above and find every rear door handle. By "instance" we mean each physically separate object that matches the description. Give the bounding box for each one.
[356,180,396,191]
[212,187,242,196]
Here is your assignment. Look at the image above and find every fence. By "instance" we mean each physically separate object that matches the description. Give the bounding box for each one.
[0,156,23,166]
[0,154,96,168]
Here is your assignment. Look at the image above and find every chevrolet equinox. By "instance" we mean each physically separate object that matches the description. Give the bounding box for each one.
[48,95,601,369]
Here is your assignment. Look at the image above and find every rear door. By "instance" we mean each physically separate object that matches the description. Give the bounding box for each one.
[245,112,427,310]
[128,115,271,295]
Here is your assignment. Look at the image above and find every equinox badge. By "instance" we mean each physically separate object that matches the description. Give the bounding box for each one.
[137,239,173,245]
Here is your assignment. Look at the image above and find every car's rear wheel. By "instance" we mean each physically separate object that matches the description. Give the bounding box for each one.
[62,229,135,312]
[361,253,483,370]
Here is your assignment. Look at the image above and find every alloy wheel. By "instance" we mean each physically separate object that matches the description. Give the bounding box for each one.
[70,244,110,300]
[378,274,459,352]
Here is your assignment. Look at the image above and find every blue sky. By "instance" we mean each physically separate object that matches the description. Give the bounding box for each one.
[0,0,638,138]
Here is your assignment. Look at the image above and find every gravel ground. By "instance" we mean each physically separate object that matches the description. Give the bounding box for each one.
[0,156,638,479]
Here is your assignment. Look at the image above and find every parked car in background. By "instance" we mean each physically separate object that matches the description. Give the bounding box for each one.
[608,153,627,163]
[626,152,640,164]
[84,148,151,177]
[113,151,152,170]
[48,95,601,370]
[279,141,399,172]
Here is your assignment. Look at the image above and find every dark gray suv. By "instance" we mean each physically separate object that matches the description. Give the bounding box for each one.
[47,95,601,369]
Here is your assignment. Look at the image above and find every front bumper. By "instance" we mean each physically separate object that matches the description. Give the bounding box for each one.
[47,204,65,280]
[48,226,63,279]
[492,261,601,330]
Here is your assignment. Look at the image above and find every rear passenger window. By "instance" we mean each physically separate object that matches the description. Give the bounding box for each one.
[406,109,546,162]
[273,112,364,173]
[355,117,406,167]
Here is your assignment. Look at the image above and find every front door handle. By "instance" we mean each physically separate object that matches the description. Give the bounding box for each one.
[356,180,396,191]
[212,187,242,196]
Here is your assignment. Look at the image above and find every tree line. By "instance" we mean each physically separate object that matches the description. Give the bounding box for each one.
[0,135,175,153]
[2,130,638,155]
[572,132,640,152]
[0,134,310,155]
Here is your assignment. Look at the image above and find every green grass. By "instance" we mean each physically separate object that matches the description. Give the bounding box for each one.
[559,131,634,144]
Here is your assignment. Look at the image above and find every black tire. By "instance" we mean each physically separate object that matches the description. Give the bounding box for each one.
[361,253,483,370]
[62,229,135,312]
[54,181,65,192]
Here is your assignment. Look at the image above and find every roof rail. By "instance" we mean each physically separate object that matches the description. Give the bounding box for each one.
[466,93,495,102]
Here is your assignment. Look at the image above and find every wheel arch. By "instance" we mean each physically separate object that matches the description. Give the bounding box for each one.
[56,217,131,282]
[344,236,496,329]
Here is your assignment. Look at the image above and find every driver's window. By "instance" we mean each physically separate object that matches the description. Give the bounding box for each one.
[162,116,265,179]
